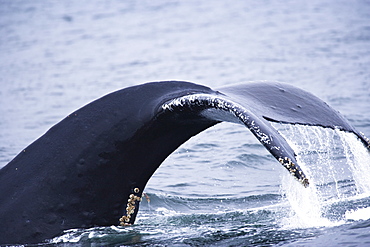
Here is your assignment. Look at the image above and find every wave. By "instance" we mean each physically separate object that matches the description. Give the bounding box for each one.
[49,190,370,246]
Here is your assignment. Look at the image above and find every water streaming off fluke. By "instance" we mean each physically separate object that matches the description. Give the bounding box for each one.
[274,124,370,228]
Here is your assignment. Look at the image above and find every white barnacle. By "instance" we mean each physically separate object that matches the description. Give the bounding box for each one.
[259,133,271,144]
[361,133,370,147]
[161,104,171,111]
[271,146,280,151]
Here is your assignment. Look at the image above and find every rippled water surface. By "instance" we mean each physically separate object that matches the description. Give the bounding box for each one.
[1,0,370,246]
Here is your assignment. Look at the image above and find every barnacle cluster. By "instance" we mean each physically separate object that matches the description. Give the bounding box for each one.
[161,94,250,123]
[119,187,142,226]
[278,157,309,187]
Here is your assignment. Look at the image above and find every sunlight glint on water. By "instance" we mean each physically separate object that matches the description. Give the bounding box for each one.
[274,124,370,228]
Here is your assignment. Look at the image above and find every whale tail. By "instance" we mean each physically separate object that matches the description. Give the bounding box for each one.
[0,81,368,244]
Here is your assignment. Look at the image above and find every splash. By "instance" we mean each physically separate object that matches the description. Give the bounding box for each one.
[273,124,370,228]
[337,131,370,194]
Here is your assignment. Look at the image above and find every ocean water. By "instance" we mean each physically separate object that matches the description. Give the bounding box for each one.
[1,0,370,246]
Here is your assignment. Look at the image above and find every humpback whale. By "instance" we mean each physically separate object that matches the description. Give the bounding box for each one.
[0,81,369,244]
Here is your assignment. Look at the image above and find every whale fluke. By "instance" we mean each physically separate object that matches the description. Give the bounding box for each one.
[0,81,368,244]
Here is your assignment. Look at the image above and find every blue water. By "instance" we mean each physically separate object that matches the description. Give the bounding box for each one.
[1,0,370,246]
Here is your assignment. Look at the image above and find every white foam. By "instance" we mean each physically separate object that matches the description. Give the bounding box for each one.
[49,229,84,243]
[345,207,370,221]
[155,207,178,216]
